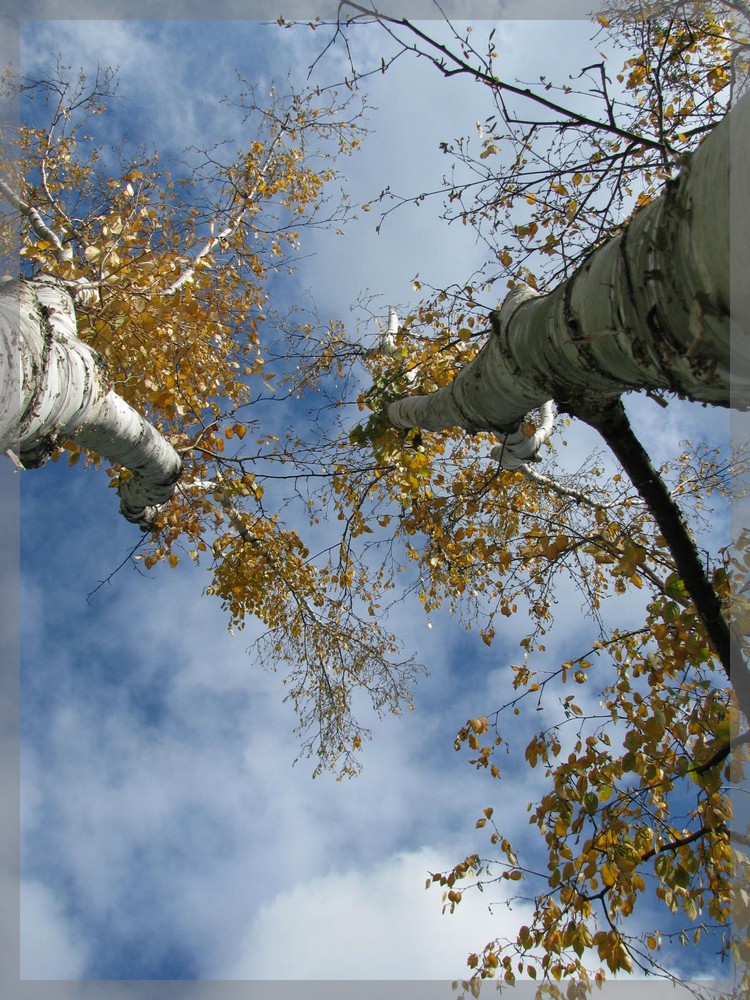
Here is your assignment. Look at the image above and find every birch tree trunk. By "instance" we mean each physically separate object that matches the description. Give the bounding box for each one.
[388,90,749,436]
[0,276,182,527]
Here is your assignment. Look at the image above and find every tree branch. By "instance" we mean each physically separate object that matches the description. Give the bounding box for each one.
[338,2,670,154]
[0,176,72,264]
[164,127,286,296]
[579,398,750,722]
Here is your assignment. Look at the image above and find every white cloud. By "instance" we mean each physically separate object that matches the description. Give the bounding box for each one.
[214,845,532,980]
[20,879,89,979]
[20,21,269,164]
[20,538,511,979]
[297,17,615,316]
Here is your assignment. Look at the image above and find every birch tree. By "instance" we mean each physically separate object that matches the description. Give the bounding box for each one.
[1,66,421,777]
[280,3,750,995]
[384,86,750,712]
[386,79,750,1000]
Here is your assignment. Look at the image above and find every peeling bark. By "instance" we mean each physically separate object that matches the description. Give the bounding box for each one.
[0,276,182,527]
[388,90,749,436]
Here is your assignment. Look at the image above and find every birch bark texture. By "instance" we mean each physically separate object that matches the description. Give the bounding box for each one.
[0,276,182,527]
[388,89,750,436]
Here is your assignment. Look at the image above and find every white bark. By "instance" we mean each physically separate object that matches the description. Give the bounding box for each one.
[0,276,182,527]
[190,477,255,541]
[164,128,284,297]
[380,306,400,354]
[489,399,555,470]
[0,178,72,265]
[388,90,750,436]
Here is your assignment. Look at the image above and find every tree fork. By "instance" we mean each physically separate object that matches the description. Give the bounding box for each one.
[579,397,750,721]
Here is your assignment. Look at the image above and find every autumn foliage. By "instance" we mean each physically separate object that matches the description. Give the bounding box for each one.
[6,2,750,996]
[7,67,424,776]
[317,2,750,997]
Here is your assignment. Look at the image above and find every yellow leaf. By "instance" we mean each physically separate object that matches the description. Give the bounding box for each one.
[601,861,618,887]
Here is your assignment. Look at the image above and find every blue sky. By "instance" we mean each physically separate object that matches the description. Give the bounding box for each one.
[5,4,743,998]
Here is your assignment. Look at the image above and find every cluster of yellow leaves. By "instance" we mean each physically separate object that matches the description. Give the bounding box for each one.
[439,640,747,995]
[16,90,343,474]
[433,533,748,996]
[11,73,434,775]
[351,338,698,649]
[206,518,422,776]
[612,1,742,112]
